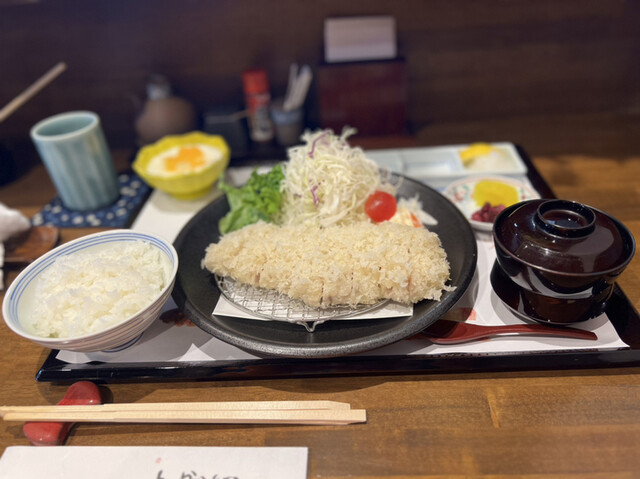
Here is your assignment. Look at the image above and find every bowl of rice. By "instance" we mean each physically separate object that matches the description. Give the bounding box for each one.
[2,229,178,352]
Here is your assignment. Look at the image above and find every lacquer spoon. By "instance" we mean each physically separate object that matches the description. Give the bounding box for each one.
[421,320,597,345]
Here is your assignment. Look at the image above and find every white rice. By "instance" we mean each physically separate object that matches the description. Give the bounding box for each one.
[26,240,172,338]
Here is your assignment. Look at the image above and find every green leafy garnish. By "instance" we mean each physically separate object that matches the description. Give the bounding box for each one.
[218,164,285,234]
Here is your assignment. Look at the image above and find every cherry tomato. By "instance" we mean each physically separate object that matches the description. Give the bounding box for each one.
[365,191,397,223]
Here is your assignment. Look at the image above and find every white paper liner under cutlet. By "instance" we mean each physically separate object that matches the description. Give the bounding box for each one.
[216,275,397,332]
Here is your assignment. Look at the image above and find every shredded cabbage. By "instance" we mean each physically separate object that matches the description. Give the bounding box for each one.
[280,128,394,227]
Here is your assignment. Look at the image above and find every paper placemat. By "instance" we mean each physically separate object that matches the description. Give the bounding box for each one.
[54,162,629,365]
[55,233,628,365]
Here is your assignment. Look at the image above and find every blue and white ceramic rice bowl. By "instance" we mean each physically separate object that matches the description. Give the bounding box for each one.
[2,230,178,352]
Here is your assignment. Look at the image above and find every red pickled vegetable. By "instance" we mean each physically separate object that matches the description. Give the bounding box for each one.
[471,202,505,223]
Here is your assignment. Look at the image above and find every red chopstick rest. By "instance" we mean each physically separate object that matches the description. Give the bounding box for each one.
[23,381,102,446]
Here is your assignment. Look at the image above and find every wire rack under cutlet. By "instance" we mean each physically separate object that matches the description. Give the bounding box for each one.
[215,276,388,332]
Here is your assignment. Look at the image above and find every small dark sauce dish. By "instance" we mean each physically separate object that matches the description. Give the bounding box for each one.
[491,199,635,325]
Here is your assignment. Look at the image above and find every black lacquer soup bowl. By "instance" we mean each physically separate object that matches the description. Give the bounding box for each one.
[491,199,635,325]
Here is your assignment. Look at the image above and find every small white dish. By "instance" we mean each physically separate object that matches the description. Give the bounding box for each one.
[365,142,528,190]
[2,229,178,352]
[443,175,540,233]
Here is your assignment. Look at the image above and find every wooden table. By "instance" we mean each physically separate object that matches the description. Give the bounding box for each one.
[0,147,639,477]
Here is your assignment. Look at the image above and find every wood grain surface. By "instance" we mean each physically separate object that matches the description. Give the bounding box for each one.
[1,0,638,154]
[0,141,639,477]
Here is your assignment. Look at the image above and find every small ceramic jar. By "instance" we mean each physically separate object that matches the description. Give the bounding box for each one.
[135,75,198,146]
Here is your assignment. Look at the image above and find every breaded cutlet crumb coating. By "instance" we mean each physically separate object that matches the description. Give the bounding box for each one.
[202,221,452,308]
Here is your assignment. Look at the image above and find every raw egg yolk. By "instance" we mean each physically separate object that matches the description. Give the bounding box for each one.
[472,180,519,207]
[164,147,206,173]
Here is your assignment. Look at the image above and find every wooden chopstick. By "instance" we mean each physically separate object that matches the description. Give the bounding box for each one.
[0,400,351,415]
[0,409,366,425]
[0,62,67,123]
[0,401,366,425]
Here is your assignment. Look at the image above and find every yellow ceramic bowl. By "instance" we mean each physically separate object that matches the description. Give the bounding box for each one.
[133,132,230,200]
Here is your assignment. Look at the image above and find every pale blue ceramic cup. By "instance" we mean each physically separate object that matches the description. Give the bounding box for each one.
[30,111,120,210]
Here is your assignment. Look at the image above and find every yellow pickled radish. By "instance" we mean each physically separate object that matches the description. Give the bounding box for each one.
[472,180,519,207]
[459,143,495,166]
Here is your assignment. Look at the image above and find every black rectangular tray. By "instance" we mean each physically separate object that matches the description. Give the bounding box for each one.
[36,147,640,383]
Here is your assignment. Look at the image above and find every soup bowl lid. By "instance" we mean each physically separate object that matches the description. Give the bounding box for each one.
[493,199,635,276]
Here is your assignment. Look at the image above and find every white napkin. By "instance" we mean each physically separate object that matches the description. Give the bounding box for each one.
[0,203,31,289]
[0,203,30,243]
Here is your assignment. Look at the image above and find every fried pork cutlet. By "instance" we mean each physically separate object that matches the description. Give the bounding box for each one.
[202,221,451,308]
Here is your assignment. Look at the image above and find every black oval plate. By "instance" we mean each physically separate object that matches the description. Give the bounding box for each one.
[172,174,477,358]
